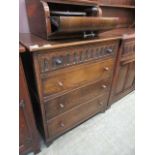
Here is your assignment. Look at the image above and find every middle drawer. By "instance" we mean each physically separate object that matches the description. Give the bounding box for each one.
[45,78,111,119]
[42,58,114,97]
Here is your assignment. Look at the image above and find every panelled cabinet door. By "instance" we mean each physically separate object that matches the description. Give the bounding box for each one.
[19,58,40,155]
[19,101,32,152]
[19,59,33,154]
[115,58,135,95]
[109,37,135,104]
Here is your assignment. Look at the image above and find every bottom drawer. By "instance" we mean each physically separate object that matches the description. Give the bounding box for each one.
[47,93,109,138]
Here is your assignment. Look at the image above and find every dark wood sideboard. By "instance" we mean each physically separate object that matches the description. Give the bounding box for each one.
[20,28,134,145]
[20,0,135,147]
[108,33,135,105]
[19,44,40,155]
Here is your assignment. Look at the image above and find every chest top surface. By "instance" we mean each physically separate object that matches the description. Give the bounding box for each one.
[19,28,134,52]
[19,43,26,53]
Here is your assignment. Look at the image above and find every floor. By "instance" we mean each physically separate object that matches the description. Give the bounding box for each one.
[30,92,135,155]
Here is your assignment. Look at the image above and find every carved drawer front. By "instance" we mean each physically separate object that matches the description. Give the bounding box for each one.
[47,94,108,138]
[45,78,111,119]
[122,39,135,56]
[42,58,114,97]
[37,40,119,72]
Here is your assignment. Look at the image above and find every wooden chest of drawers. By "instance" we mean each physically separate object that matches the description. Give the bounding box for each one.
[20,34,120,144]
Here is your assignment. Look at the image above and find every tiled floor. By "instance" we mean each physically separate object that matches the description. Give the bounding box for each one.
[29,92,135,155]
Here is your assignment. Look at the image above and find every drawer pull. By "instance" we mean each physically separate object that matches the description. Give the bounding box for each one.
[106,48,113,54]
[55,58,62,65]
[20,99,25,108]
[101,85,107,89]
[58,81,63,87]
[83,32,95,38]
[60,122,65,128]
[99,101,103,106]
[104,67,109,71]
[59,103,65,109]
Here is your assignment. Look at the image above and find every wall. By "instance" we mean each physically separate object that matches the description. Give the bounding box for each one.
[19,0,30,33]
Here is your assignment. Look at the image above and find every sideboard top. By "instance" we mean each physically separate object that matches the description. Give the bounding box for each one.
[19,43,26,53]
[20,28,134,52]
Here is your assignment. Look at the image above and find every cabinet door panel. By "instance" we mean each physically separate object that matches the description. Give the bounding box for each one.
[115,59,134,94]
[110,58,135,104]
[115,64,128,94]
[124,61,135,89]
[109,35,135,105]
[19,57,40,155]
[19,105,32,152]
[19,60,33,152]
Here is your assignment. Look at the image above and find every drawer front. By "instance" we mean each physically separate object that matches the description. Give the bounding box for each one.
[45,78,111,119]
[122,39,135,56]
[42,58,114,96]
[47,94,108,138]
[37,40,119,72]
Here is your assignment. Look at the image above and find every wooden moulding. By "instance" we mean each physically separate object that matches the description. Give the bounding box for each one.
[45,0,99,6]
[99,0,135,6]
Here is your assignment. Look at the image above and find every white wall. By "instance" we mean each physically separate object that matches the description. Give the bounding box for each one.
[19,0,30,33]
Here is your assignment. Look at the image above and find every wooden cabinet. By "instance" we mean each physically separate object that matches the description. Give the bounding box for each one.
[20,34,120,145]
[20,0,135,149]
[19,45,40,155]
[109,35,135,105]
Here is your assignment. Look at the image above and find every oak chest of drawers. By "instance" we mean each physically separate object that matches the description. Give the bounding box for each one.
[20,34,120,144]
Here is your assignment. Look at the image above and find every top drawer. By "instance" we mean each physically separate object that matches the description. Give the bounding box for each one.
[37,40,119,72]
[41,58,114,97]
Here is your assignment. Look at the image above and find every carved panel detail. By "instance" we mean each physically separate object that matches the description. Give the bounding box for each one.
[39,42,118,73]
[123,41,135,55]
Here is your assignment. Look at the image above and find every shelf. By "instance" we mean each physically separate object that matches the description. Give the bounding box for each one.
[100,4,135,9]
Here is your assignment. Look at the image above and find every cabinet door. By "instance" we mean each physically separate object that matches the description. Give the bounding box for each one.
[109,57,135,104]
[115,58,135,94]
[109,35,135,104]
[19,59,33,153]
[19,58,40,155]
[19,101,32,152]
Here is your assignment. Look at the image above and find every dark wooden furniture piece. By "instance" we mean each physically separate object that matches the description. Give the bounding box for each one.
[20,27,134,145]
[20,0,135,146]
[108,33,135,105]
[19,44,40,155]
[25,0,132,40]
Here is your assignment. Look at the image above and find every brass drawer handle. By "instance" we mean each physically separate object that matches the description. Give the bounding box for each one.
[104,67,109,71]
[58,81,63,87]
[60,122,65,128]
[106,48,113,54]
[98,101,103,106]
[55,58,62,65]
[101,85,107,89]
[59,103,65,109]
